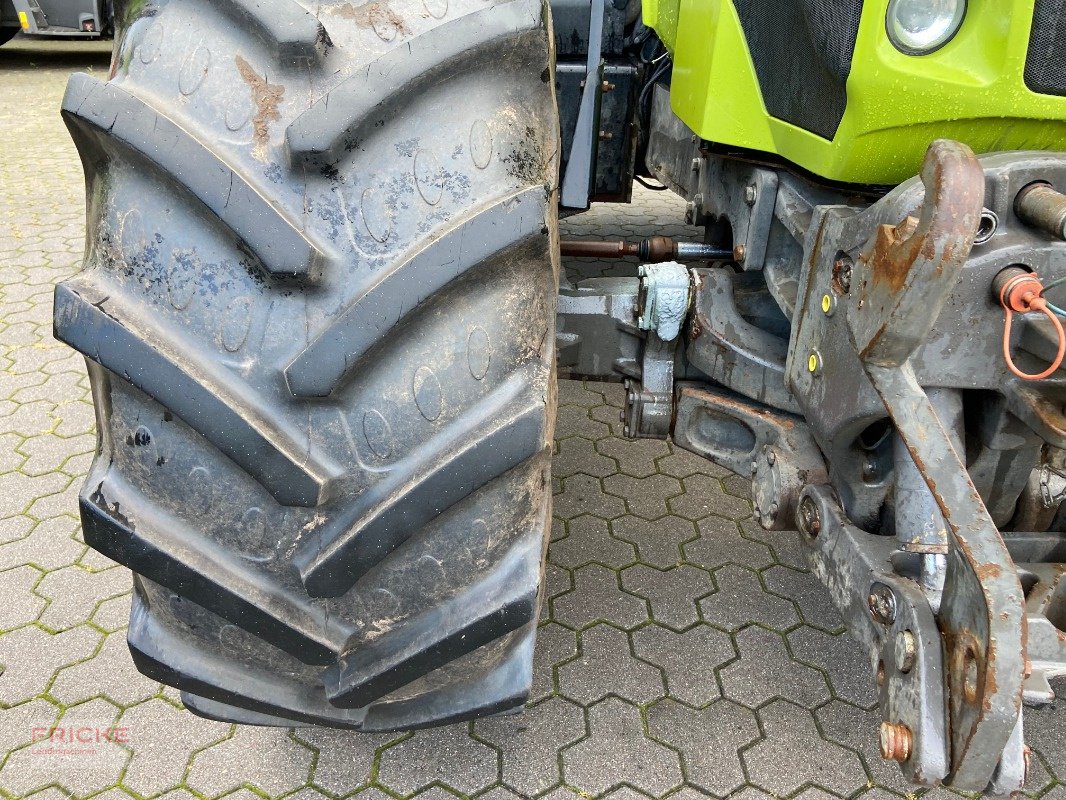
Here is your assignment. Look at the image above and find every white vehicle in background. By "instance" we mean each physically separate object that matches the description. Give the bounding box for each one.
[1,0,111,45]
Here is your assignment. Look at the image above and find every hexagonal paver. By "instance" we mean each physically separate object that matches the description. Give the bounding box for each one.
[553,474,626,521]
[670,475,751,521]
[557,623,665,706]
[621,564,712,629]
[549,515,636,569]
[605,473,683,520]
[739,519,809,571]
[119,698,231,797]
[51,631,159,707]
[555,406,611,441]
[91,592,131,633]
[0,470,68,517]
[35,565,129,631]
[612,515,696,569]
[563,697,683,796]
[552,563,648,630]
[632,624,735,707]
[376,725,499,795]
[743,700,868,797]
[656,447,731,480]
[1018,698,1065,785]
[185,726,314,798]
[720,626,830,709]
[557,382,607,409]
[0,566,45,630]
[0,698,127,798]
[698,565,799,632]
[295,728,401,795]
[553,436,617,479]
[0,515,84,571]
[684,516,775,571]
[475,696,586,795]
[763,564,844,632]
[589,403,625,437]
[0,698,59,762]
[530,621,578,703]
[787,625,877,708]
[596,437,670,478]
[0,623,100,705]
[648,698,760,796]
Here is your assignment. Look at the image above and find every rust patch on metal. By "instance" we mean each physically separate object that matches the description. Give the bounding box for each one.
[867,216,920,293]
[235,55,284,162]
[975,562,1003,581]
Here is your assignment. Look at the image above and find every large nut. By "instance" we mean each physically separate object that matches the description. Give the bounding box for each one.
[797,495,821,537]
[868,585,897,625]
[879,722,913,762]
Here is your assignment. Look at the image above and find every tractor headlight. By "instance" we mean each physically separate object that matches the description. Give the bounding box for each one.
[886,0,966,55]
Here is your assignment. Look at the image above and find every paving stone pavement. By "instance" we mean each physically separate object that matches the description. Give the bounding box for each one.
[0,35,1063,800]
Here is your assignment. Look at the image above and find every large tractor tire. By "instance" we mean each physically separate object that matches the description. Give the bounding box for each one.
[55,0,559,729]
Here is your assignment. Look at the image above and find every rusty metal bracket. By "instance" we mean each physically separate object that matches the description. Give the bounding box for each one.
[849,139,985,367]
[673,383,826,528]
[799,484,948,785]
[847,141,1027,792]
[867,364,1027,791]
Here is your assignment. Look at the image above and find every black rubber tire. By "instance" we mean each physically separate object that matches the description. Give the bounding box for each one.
[56,0,559,729]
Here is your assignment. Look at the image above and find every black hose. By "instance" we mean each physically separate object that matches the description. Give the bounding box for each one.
[635,175,669,191]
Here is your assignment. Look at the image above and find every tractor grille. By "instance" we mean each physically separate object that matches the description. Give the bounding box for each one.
[1026,0,1066,97]
[733,0,863,141]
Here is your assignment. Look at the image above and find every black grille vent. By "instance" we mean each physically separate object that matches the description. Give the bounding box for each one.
[733,0,863,141]
[1026,0,1066,97]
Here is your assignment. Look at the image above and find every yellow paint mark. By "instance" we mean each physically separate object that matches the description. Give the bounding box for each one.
[821,294,832,314]
[808,353,819,373]
[17,11,30,30]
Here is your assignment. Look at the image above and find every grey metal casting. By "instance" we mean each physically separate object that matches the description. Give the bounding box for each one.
[636,261,691,341]
[555,107,1066,790]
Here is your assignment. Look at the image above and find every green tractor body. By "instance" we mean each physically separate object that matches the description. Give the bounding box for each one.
[646,0,1066,184]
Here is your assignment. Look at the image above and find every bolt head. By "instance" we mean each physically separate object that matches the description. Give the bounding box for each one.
[868,586,897,624]
[744,184,757,205]
[862,458,879,482]
[807,351,823,375]
[833,255,854,294]
[766,449,776,466]
[623,425,631,437]
[895,629,917,674]
[798,496,821,537]
[732,244,746,262]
